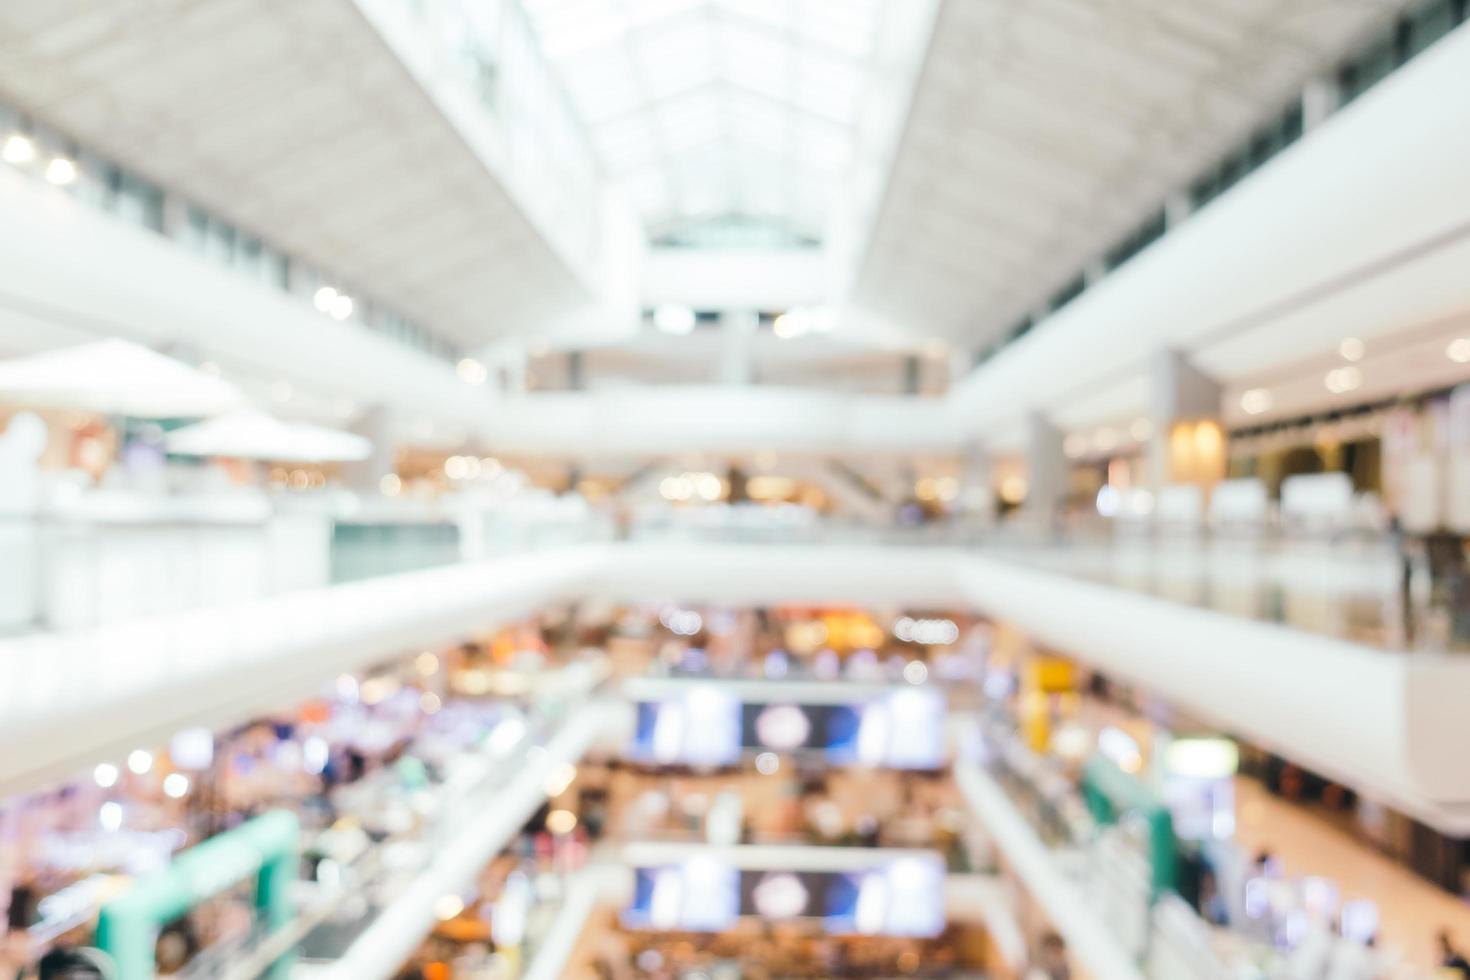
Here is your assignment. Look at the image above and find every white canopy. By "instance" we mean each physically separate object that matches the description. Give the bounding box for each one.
[164,409,372,463]
[0,339,242,418]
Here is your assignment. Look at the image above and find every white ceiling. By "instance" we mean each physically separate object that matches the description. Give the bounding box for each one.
[855,0,1414,347]
[521,0,888,245]
[0,0,593,349]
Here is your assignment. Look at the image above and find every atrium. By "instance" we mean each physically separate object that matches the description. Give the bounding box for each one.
[1,1,1470,978]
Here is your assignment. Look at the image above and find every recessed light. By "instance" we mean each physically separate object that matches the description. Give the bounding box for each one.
[2,134,35,165]
[1324,366,1362,394]
[1338,337,1365,362]
[652,304,695,335]
[772,312,804,340]
[1448,338,1470,364]
[313,286,338,313]
[44,157,77,185]
[1240,388,1272,415]
[456,357,488,384]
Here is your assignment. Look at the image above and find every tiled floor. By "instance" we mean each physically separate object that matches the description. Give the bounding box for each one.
[1232,777,1470,971]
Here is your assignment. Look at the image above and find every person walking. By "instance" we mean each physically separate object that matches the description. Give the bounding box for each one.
[1439,930,1470,978]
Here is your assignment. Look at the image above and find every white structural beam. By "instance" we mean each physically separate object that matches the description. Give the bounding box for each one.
[319,703,615,980]
[948,23,1470,438]
[954,759,1145,980]
[642,249,832,312]
[0,167,489,437]
[6,543,1470,833]
[481,387,959,457]
[0,548,606,797]
[953,553,1470,831]
[591,542,966,608]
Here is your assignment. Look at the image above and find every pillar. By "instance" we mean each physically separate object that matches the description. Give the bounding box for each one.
[1164,191,1193,231]
[902,354,921,395]
[1024,413,1066,524]
[566,350,585,391]
[1148,349,1223,488]
[718,311,759,385]
[1302,76,1340,132]
[961,442,996,525]
[343,405,398,494]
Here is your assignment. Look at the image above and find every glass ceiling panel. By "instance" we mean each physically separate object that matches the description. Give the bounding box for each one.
[519,0,887,245]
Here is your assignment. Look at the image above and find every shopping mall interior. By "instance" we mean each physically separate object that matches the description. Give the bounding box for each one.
[2,1,1470,978]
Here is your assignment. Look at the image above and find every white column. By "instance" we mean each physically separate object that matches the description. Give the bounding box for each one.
[718,311,759,385]
[1302,76,1340,132]
[962,442,996,525]
[1147,349,1221,488]
[1164,191,1193,230]
[1024,413,1066,524]
[343,405,398,494]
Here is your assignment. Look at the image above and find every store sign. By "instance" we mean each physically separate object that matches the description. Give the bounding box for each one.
[1161,738,1238,841]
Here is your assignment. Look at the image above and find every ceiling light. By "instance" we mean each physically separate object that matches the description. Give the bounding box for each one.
[456,357,488,384]
[1338,337,1365,362]
[999,475,1027,505]
[330,294,354,320]
[2,133,35,165]
[163,773,190,799]
[93,763,120,789]
[772,312,805,340]
[313,286,338,313]
[99,802,123,833]
[1240,388,1272,415]
[44,157,77,186]
[127,749,153,775]
[1447,338,1470,364]
[546,809,578,835]
[434,895,465,921]
[379,473,402,496]
[1324,366,1362,394]
[543,762,577,797]
[653,304,695,335]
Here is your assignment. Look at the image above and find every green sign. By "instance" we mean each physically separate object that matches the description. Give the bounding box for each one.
[95,810,299,980]
[1081,755,1178,896]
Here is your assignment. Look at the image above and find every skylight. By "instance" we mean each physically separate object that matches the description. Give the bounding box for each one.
[520,0,886,246]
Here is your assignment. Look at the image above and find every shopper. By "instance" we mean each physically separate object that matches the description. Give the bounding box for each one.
[1438,930,1470,977]
[36,948,114,979]
[1024,932,1070,980]
[1324,935,1382,980]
